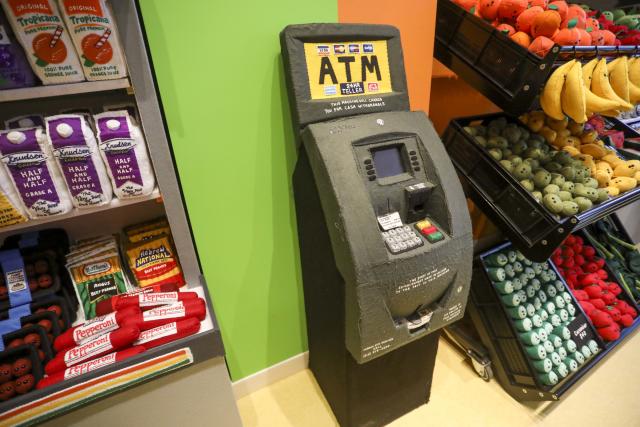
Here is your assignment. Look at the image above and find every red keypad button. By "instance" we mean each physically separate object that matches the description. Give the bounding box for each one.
[421,226,438,235]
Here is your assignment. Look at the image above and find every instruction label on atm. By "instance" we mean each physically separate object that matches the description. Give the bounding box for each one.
[303,40,392,100]
[396,267,451,294]
[377,212,402,231]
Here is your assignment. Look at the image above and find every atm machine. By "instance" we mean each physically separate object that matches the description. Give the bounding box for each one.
[281,24,473,426]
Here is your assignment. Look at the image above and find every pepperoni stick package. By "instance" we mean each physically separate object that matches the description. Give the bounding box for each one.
[129,299,206,331]
[45,324,139,374]
[54,306,140,351]
[133,318,201,350]
[115,291,198,311]
[37,346,145,389]
[94,282,179,316]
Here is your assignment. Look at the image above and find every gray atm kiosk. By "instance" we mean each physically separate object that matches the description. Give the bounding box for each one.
[281,24,473,426]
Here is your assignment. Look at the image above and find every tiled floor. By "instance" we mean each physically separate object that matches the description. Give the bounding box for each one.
[237,329,640,426]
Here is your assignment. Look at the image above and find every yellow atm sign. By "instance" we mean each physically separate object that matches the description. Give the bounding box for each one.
[304,41,392,100]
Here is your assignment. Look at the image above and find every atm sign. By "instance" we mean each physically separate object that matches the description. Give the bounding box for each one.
[304,40,392,100]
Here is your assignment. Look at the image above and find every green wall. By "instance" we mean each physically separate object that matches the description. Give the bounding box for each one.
[138,1,337,379]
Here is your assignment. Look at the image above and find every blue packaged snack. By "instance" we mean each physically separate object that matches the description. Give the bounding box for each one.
[0,7,37,90]
[0,249,30,307]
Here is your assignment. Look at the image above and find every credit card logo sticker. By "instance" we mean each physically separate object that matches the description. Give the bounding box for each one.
[317,45,330,55]
[349,44,360,54]
[333,44,345,54]
[324,85,337,96]
[363,43,374,53]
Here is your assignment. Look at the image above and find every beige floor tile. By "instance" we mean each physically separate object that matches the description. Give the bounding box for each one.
[237,327,640,426]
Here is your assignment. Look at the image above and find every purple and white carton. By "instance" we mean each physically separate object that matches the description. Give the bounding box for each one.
[94,110,155,199]
[4,115,44,130]
[45,114,112,208]
[0,127,72,218]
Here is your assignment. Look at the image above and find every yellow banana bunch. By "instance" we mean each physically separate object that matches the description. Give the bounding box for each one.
[582,59,620,115]
[591,58,633,115]
[541,60,576,121]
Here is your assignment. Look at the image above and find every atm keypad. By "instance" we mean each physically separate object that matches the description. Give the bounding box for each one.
[382,226,423,254]
[415,220,445,243]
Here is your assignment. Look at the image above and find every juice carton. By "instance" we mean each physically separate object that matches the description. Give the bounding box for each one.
[59,0,127,81]
[1,0,84,85]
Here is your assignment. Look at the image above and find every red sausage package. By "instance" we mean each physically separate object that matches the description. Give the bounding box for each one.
[54,306,140,352]
[131,298,206,331]
[132,318,201,350]
[94,282,179,316]
[115,291,198,311]
[37,346,144,389]
[45,324,139,374]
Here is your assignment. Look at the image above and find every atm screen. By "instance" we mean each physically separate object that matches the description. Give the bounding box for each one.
[372,146,405,178]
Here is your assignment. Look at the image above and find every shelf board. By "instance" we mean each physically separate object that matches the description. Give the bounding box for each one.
[0,78,131,103]
[0,189,161,236]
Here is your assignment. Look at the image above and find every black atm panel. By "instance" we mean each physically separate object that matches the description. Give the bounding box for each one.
[302,111,472,362]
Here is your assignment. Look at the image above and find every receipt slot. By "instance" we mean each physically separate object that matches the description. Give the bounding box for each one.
[281,24,473,426]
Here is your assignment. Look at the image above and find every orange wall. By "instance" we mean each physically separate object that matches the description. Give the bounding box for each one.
[338,0,436,113]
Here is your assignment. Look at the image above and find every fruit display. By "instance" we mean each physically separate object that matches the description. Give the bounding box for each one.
[451,0,640,56]
[552,234,638,342]
[583,217,640,301]
[540,57,640,122]
[482,245,600,386]
[451,0,616,57]
[463,115,637,217]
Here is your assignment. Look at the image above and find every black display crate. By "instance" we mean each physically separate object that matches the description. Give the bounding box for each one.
[468,241,640,401]
[443,112,640,261]
[435,0,640,115]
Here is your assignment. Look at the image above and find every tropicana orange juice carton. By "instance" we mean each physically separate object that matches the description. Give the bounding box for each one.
[59,0,127,81]
[1,0,84,84]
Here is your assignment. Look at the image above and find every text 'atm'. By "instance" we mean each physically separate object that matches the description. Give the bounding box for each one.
[281,24,473,427]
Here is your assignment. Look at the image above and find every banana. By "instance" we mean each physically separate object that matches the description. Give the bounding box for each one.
[541,60,575,121]
[629,80,640,104]
[608,56,632,105]
[621,56,640,103]
[629,56,640,87]
[561,61,587,123]
[591,58,633,111]
[582,59,620,114]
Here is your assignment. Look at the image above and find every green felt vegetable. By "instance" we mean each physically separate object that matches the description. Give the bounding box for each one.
[538,371,558,385]
[520,331,541,346]
[526,345,548,360]
[533,358,553,373]
[507,305,527,319]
